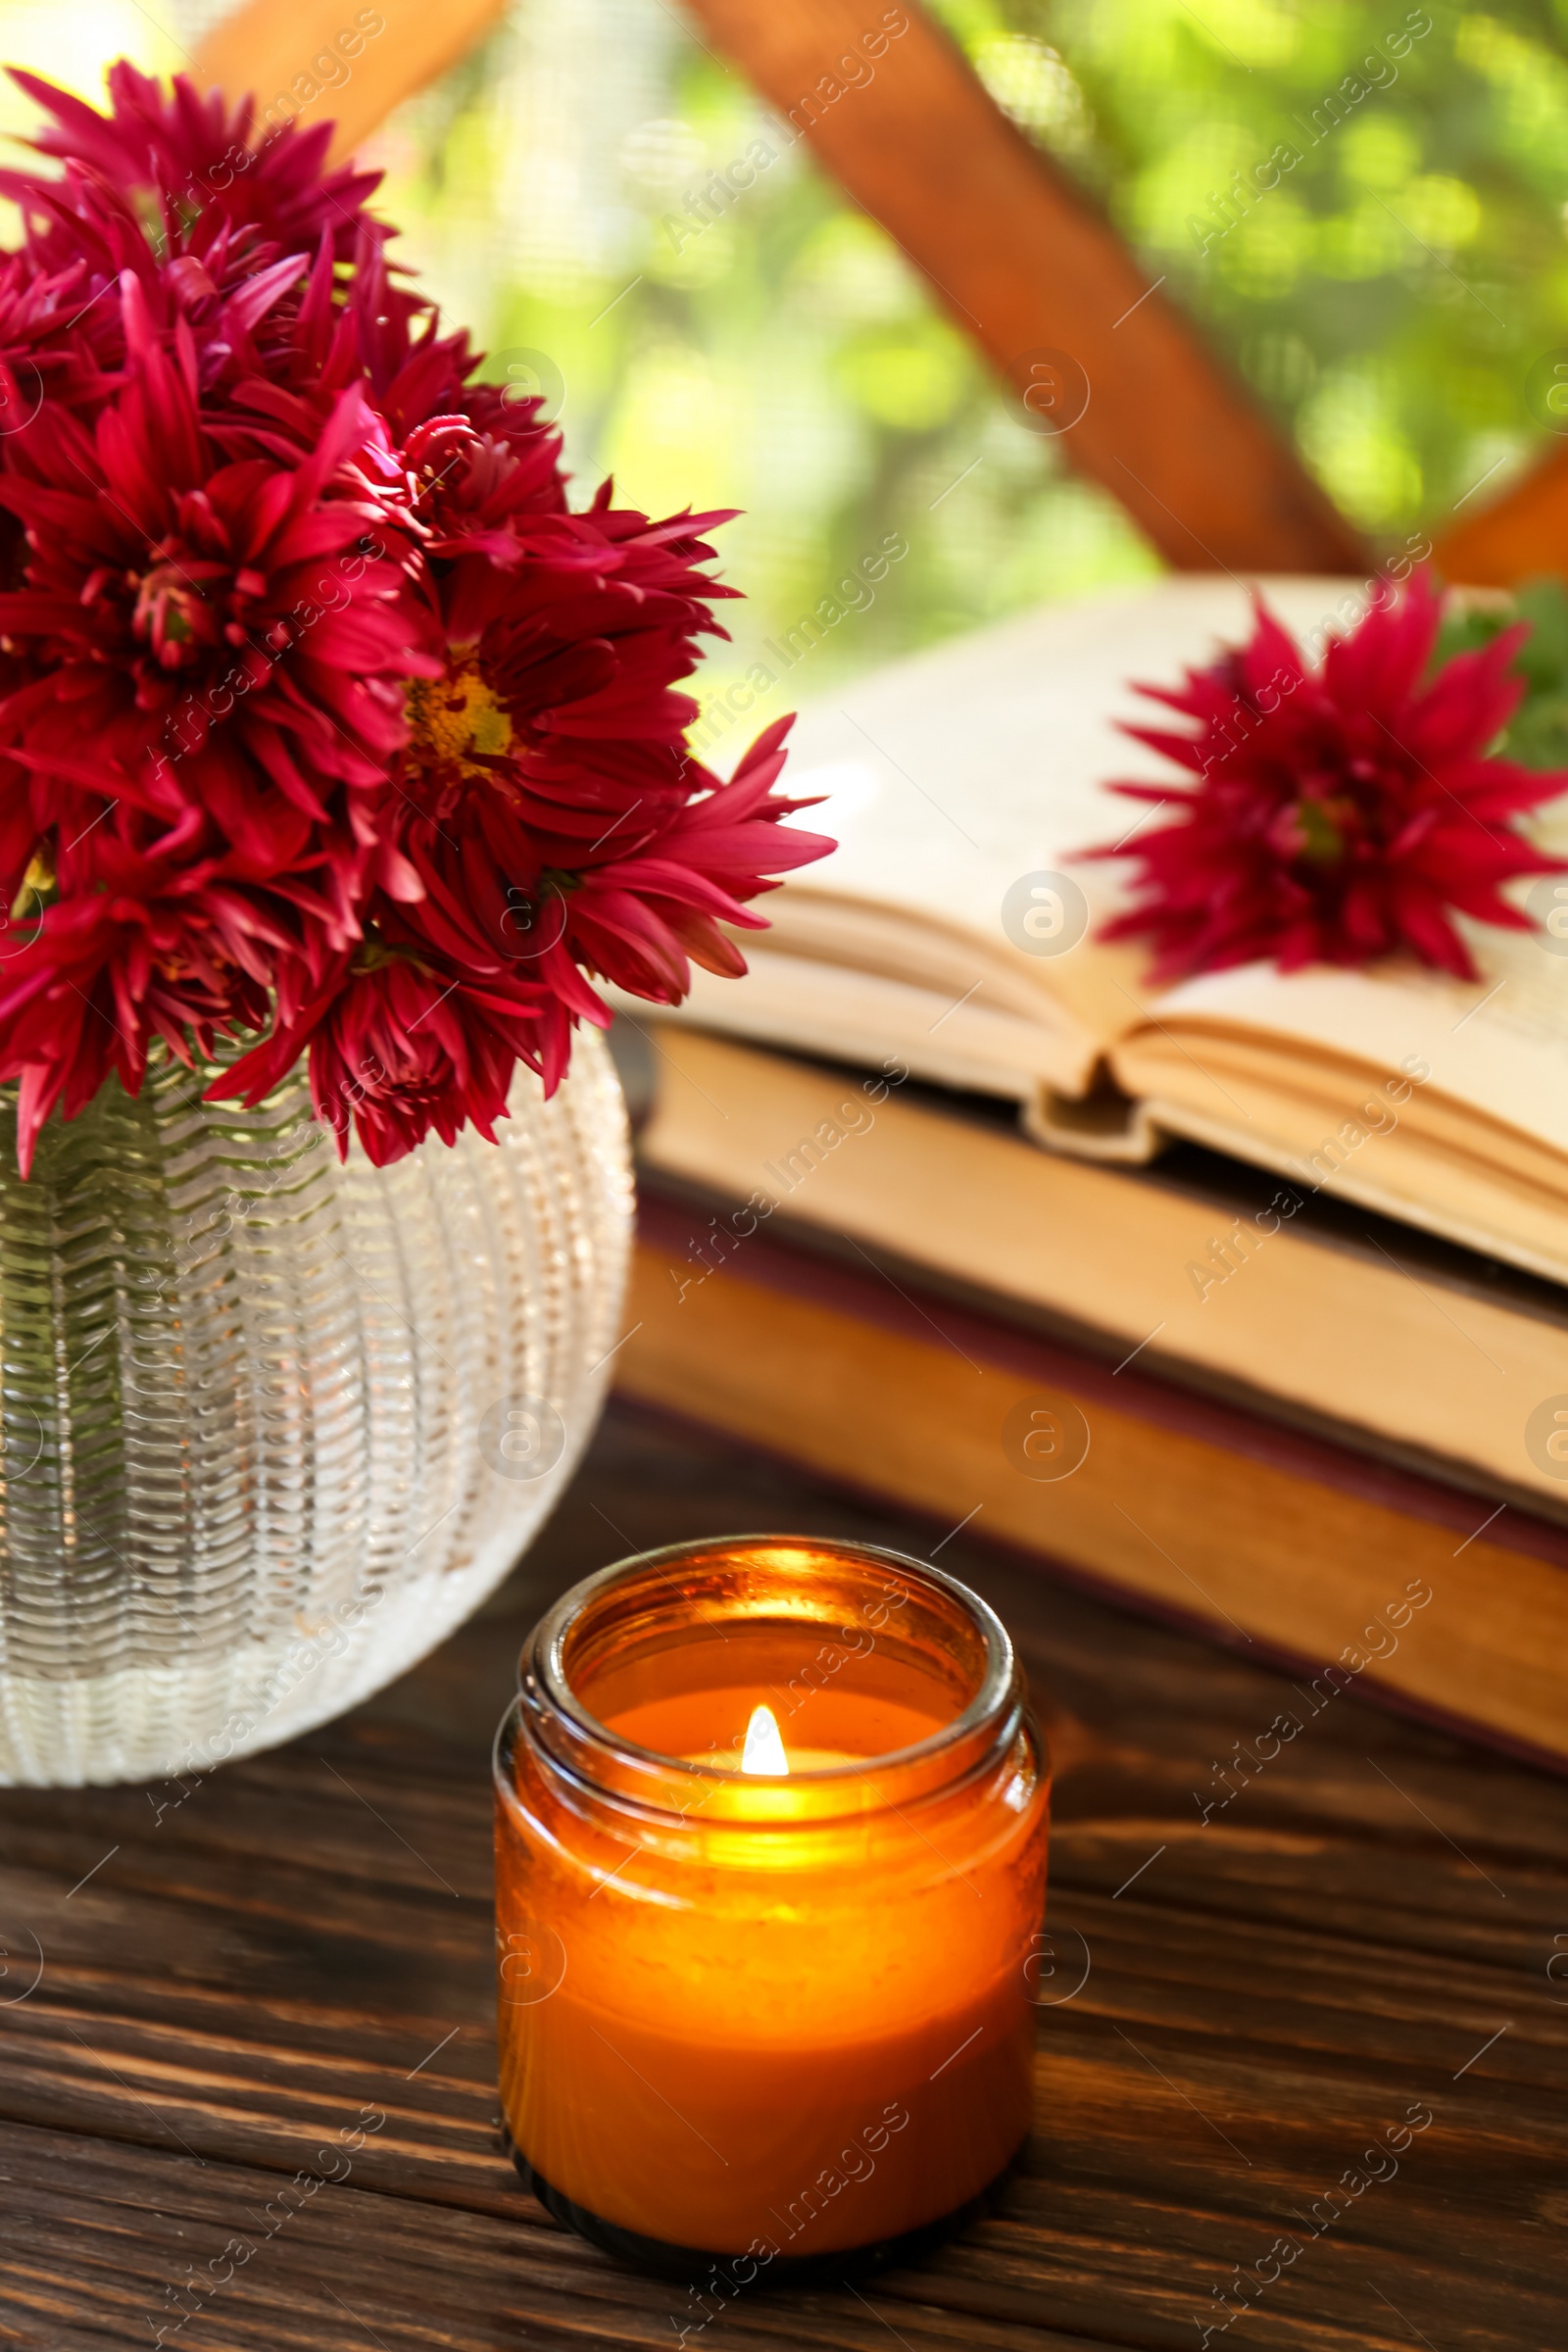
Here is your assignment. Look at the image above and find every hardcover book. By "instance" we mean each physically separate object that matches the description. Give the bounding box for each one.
[631,575,1568,1286]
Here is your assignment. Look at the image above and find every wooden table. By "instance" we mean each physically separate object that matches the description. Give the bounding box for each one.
[1,1398,1563,2350]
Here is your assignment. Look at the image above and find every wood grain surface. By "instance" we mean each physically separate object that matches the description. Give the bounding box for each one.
[0,1399,1562,2350]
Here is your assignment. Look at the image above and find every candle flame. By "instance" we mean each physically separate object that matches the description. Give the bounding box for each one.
[741,1703,789,1776]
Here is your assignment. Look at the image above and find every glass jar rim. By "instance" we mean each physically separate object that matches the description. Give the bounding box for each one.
[507,1534,1022,1821]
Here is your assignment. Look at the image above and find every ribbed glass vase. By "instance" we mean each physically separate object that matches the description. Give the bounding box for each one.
[0,1028,632,1787]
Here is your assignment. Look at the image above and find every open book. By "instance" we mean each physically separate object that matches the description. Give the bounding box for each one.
[642,577,1568,1288]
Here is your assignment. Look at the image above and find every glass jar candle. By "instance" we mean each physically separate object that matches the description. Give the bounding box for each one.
[492,1536,1051,2281]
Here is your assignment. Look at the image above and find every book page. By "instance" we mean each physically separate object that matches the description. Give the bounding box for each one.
[1145,923,1568,1158]
[657,950,1099,1099]
[758,572,1364,1056]
[710,568,1568,1164]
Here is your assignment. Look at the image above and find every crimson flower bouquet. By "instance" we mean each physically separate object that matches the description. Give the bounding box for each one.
[0,67,831,1172]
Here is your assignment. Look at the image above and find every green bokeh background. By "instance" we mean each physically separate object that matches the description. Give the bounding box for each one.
[4,0,1568,748]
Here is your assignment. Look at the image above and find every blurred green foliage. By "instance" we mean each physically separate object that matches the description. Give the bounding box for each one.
[1027,0,1568,540]
[368,2,1163,747]
[10,0,1568,747]
[1437,577,1568,766]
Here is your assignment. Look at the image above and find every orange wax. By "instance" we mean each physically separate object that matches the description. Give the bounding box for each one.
[494,1538,1050,2267]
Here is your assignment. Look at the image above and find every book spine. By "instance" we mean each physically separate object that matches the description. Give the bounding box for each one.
[618,1206,1568,1774]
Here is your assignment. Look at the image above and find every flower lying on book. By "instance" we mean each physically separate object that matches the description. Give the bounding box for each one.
[1088,570,1567,985]
[0,66,832,1172]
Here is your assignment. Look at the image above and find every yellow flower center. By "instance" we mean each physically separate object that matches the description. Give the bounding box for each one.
[405,662,515,780]
[11,849,54,923]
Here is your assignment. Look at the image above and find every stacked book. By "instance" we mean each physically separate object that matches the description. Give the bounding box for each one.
[611,577,1568,1771]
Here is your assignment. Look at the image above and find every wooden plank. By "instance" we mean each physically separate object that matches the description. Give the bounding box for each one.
[193,0,511,160]
[678,0,1364,576]
[192,0,1365,577]
[1433,445,1568,588]
[0,2120,1119,2352]
[0,1400,1561,2349]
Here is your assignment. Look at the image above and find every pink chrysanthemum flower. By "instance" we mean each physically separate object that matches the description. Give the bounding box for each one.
[0,842,281,1169]
[1090,573,1568,983]
[0,69,832,1172]
[0,281,424,880]
[215,940,550,1168]
[1,61,381,273]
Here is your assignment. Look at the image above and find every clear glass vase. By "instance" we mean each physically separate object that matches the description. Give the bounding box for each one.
[0,1028,632,1787]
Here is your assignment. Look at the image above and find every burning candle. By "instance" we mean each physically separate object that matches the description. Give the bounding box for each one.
[493,1536,1051,2279]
